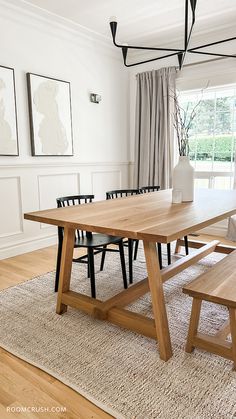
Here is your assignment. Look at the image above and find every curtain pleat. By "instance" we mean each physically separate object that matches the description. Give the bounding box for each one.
[226,151,236,240]
[134,67,176,189]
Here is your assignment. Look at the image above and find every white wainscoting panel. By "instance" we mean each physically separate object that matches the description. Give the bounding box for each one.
[0,176,23,238]
[0,162,130,259]
[38,173,80,210]
[91,170,122,201]
[38,173,80,230]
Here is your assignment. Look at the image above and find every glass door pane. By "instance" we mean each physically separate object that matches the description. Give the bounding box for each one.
[194,178,209,188]
[213,177,231,189]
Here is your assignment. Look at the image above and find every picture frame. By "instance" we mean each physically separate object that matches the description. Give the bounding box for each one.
[27,73,73,156]
[0,65,19,156]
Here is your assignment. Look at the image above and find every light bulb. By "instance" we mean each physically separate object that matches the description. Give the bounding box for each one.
[109,16,117,23]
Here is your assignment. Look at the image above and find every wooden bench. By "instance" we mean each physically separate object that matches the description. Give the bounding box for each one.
[183,250,236,369]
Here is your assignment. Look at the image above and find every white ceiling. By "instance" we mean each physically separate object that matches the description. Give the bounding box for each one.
[21,0,236,61]
[22,0,236,40]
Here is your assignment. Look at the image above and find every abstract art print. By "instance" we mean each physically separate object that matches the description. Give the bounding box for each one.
[0,65,19,156]
[27,73,73,156]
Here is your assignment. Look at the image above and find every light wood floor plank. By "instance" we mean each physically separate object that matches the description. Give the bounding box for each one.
[0,246,112,419]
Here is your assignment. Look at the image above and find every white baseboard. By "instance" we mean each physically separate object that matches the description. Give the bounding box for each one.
[0,234,57,260]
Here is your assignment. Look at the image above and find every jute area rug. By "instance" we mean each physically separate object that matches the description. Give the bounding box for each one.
[0,248,236,419]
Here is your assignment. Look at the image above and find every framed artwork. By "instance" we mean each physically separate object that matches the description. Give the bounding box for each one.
[27,73,73,156]
[0,65,19,156]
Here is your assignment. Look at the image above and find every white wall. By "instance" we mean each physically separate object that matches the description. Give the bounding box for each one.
[2,1,235,259]
[0,0,130,258]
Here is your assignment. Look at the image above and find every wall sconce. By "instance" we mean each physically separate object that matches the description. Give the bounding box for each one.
[90,93,102,104]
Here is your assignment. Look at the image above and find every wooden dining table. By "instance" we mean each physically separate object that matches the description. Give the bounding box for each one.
[24,188,236,361]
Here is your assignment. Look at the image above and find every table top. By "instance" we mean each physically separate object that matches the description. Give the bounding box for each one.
[24,189,236,243]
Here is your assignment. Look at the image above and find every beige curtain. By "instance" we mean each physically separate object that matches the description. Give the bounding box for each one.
[134,67,176,189]
[226,151,236,240]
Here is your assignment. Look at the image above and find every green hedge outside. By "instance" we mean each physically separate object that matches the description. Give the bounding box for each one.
[189,135,235,161]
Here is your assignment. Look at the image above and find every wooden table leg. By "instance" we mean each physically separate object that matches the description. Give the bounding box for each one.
[143,240,173,361]
[229,308,236,370]
[56,227,75,315]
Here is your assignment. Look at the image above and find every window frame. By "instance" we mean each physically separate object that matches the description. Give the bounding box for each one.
[179,84,236,190]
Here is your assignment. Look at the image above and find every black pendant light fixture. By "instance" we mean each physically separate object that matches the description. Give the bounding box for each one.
[109,0,236,69]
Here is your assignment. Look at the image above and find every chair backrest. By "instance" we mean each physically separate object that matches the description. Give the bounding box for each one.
[56,195,94,240]
[140,186,160,193]
[56,195,94,207]
[106,189,141,200]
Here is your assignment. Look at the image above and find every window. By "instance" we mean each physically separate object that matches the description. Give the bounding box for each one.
[179,86,236,189]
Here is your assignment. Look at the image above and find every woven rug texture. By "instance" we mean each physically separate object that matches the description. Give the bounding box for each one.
[0,248,236,419]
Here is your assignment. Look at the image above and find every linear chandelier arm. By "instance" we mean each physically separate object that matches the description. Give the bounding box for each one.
[109,0,236,69]
[181,0,197,69]
[109,22,184,53]
[188,50,236,58]
[184,0,189,50]
[189,36,236,52]
[123,51,180,67]
[186,0,197,50]
[116,43,184,53]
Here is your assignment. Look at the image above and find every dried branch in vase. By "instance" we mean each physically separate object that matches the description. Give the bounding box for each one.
[172,91,202,157]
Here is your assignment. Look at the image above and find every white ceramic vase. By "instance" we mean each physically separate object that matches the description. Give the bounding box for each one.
[173,156,194,202]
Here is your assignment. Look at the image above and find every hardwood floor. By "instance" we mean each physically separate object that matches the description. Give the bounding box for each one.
[0,246,112,419]
[0,247,57,291]
[0,234,234,418]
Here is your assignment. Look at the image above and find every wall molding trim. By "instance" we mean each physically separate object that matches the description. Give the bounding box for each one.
[0,176,24,238]
[91,169,122,196]
[37,172,81,212]
[0,161,131,169]
[0,161,130,259]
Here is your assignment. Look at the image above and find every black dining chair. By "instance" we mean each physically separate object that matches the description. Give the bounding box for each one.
[105,187,167,276]
[140,185,189,267]
[105,189,141,284]
[55,195,127,298]
[140,185,160,193]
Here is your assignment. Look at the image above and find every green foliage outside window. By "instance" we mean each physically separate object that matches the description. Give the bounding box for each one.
[181,93,236,164]
[189,135,235,161]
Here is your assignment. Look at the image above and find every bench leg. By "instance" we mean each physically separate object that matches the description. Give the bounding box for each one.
[229,308,236,370]
[186,298,202,353]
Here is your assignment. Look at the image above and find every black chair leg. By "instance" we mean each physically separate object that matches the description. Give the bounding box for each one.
[128,238,134,284]
[184,235,189,255]
[134,240,139,260]
[167,243,171,265]
[157,243,163,269]
[88,248,96,298]
[100,245,107,271]
[55,228,63,292]
[118,240,128,289]
[87,252,90,278]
